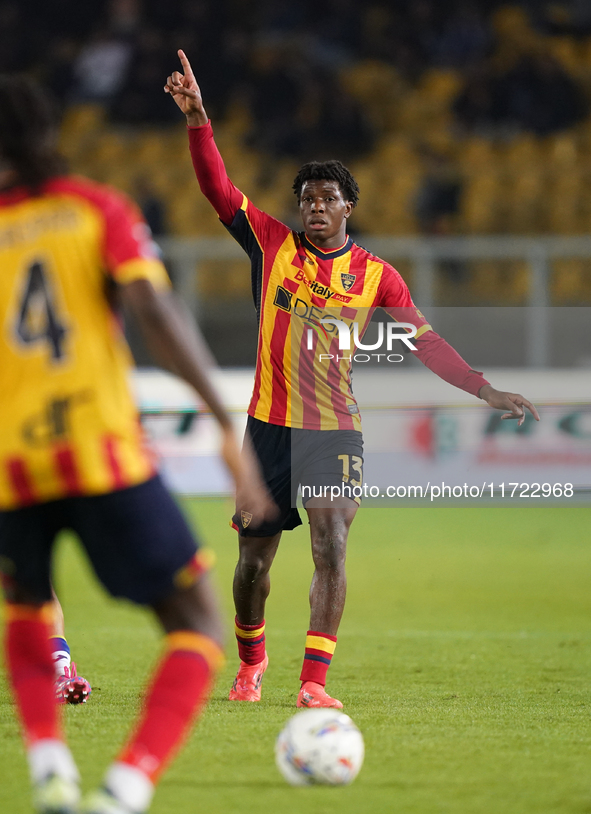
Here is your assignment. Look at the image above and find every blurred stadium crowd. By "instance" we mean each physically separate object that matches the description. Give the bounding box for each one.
[5,0,591,304]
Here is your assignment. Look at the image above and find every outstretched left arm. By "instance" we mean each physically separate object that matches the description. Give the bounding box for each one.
[411,328,488,398]
[413,331,539,426]
[379,270,540,426]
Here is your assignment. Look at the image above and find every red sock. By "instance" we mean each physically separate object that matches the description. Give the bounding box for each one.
[234,617,266,665]
[118,632,223,782]
[4,603,62,745]
[299,630,337,686]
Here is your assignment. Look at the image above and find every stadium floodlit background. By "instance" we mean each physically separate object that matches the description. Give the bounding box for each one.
[2,3,591,814]
[9,0,591,358]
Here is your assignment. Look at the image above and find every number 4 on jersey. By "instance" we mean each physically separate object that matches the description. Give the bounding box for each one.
[15,260,68,361]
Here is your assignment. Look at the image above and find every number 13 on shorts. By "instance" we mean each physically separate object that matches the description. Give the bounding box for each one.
[338,454,363,487]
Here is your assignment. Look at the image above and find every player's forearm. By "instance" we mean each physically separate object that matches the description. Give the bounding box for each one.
[413,331,489,398]
[187,122,243,225]
[123,281,232,430]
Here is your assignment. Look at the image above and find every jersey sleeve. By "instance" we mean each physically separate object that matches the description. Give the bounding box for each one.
[375,262,433,339]
[187,121,244,225]
[413,331,490,397]
[57,177,170,290]
[99,190,170,289]
[224,194,292,263]
[187,121,290,260]
[376,262,489,398]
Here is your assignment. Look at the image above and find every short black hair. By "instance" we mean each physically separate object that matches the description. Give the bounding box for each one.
[0,74,67,190]
[292,160,359,207]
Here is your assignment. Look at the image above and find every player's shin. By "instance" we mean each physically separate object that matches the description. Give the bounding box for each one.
[110,631,224,810]
[4,603,63,745]
[4,602,80,807]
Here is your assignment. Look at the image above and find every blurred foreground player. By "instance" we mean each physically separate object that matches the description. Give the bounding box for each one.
[166,51,540,710]
[0,75,272,814]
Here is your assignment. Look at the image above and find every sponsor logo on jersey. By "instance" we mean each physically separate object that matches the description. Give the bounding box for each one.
[22,391,94,447]
[293,268,351,303]
[273,286,293,312]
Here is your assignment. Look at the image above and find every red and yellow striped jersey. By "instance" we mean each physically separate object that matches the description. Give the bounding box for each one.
[225,195,431,431]
[0,176,170,509]
[188,121,488,432]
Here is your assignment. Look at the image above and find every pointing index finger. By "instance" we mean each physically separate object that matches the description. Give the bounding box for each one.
[521,398,540,421]
[512,393,539,422]
[178,49,195,79]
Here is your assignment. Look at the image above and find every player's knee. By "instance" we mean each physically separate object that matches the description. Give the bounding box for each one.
[237,540,276,581]
[237,552,271,584]
[311,529,347,572]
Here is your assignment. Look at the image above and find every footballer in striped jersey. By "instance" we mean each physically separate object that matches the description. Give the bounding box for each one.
[166,50,539,710]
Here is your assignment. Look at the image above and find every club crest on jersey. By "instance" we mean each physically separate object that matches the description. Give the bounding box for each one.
[341,273,356,292]
[241,511,253,528]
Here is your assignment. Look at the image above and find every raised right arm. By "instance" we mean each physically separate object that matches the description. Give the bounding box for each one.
[187,122,243,225]
[165,49,242,225]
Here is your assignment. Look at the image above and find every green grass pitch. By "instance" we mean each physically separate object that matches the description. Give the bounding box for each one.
[1,502,590,814]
